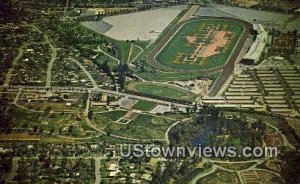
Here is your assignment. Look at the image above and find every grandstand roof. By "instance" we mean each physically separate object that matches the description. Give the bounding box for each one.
[242,24,268,63]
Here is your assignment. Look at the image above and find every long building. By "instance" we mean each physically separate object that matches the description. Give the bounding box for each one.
[241,24,268,65]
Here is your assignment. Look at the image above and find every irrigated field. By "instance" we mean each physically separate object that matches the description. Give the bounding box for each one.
[156,18,244,70]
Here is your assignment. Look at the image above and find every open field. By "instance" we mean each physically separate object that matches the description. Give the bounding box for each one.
[132,100,157,111]
[100,110,128,121]
[93,112,174,139]
[127,81,197,102]
[0,133,41,141]
[133,65,220,82]
[109,114,175,139]
[156,18,244,70]
[81,5,187,41]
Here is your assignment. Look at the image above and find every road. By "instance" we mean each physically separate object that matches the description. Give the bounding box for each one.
[94,157,101,184]
[95,46,120,66]
[165,117,192,145]
[129,44,144,64]
[45,35,57,88]
[85,90,91,116]
[5,85,192,108]
[189,165,217,184]
[3,45,26,86]
[26,24,58,88]
[68,57,99,88]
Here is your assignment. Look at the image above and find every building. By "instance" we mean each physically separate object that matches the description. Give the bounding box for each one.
[241,24,268,65]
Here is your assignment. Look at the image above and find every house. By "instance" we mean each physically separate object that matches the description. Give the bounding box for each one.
[141,174,152,181]
[101,94,108,102]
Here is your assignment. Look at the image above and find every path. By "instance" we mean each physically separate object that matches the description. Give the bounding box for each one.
[5,157,20,184]
[68,57,99,88]
[26,24,58,88]
[189,165,217,184]
[94,157,101,184]
[95,46,120,66]
[4,45,26,86]
[45,35,57,88]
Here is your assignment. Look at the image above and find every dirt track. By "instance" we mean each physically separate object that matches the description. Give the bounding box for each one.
[147,5,253,95]
[148,5,201,73]
[209,20,252,96]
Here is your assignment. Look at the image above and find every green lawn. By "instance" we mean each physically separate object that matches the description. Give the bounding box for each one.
[132,100,157,111]
[108,114,174,139]
[156,18,244,70]
[128,44,143,63]
[100,110,128,121]
[133,66,220,82]
[93,113,175,139]
[127,81,197,102]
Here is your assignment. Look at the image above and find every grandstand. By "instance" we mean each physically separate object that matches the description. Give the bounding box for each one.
[241,24,268,65]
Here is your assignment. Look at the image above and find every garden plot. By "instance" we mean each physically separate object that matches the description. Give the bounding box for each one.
[241,169,283,184]
[82,5,186,41]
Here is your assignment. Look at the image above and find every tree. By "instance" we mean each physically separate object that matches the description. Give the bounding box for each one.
[88,110,93,120]
[49,127,54,135]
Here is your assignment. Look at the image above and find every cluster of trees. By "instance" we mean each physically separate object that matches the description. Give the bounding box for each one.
[169,107,267,151]
[15,157,95,183]
[280,151,300,183]
[117,64,130,90]
[0,96,13,134]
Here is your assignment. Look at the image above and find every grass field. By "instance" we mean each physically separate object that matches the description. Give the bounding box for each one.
[100,110,128,121]
[134,66,220,81]
[93,113,175,139]
[156,18,244,70]
[132,100,157,111]
[128,44,143,63]
[127,81,197,102]
[109,114,174,139]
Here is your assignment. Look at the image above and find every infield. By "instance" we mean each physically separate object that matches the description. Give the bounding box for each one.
[156,18,245,70]
[127,81,197,102]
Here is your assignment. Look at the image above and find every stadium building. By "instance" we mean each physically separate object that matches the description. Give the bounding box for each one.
[241,24,268,65]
